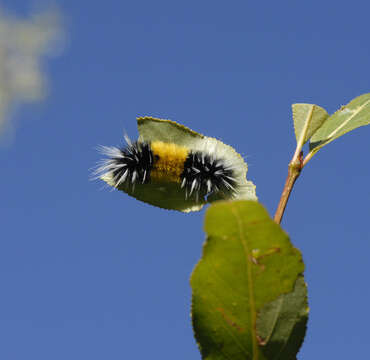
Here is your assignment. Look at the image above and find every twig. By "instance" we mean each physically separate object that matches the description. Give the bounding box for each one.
[274,152,303,224]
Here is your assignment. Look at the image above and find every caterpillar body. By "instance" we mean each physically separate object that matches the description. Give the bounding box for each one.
[95,136,237,201]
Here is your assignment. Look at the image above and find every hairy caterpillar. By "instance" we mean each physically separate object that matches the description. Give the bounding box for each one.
[93,117,256,212]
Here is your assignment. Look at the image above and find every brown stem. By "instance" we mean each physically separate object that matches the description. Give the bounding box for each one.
[274,152,303,224]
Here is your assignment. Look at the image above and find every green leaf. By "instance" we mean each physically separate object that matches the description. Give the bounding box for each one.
[256,276,309,360]
[309,93,370,155]
[191,201,306,360]
[292,104,329,145]
[137,117,257,203]
[102,117,257,212]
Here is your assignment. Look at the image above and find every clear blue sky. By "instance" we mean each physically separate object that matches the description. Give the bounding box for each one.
[1,1,369,359]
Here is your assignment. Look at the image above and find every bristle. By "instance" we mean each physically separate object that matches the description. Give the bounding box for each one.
[123,132,132,147]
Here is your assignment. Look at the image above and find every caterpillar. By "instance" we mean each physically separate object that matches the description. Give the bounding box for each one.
[95,135,237,201]
[93,117,256,212]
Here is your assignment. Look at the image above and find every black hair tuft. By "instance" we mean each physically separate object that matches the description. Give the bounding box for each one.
[180,151,237,199]
[96,141,153,188]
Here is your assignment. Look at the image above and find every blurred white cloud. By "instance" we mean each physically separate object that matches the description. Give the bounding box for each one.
[0,7,62,141]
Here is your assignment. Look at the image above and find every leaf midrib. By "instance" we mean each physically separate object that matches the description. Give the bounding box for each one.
[326,99,370,140]
[231,205,259,360]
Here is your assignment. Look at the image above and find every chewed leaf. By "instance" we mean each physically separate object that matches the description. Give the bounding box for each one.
[98,117,257,212]
[138,116,205,147]
[292,104,329,145]
[309,93,370,155]
[191,201,305,359]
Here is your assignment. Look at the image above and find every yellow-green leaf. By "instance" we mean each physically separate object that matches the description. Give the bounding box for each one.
[309,93,370,155]
[292,104,329,145]
[191,201,306,360]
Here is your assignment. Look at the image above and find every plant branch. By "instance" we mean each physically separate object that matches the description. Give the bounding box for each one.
[274,109,313,225]
[274,152,303,224]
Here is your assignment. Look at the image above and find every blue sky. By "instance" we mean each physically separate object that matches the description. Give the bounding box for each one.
[0,1,369,359]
